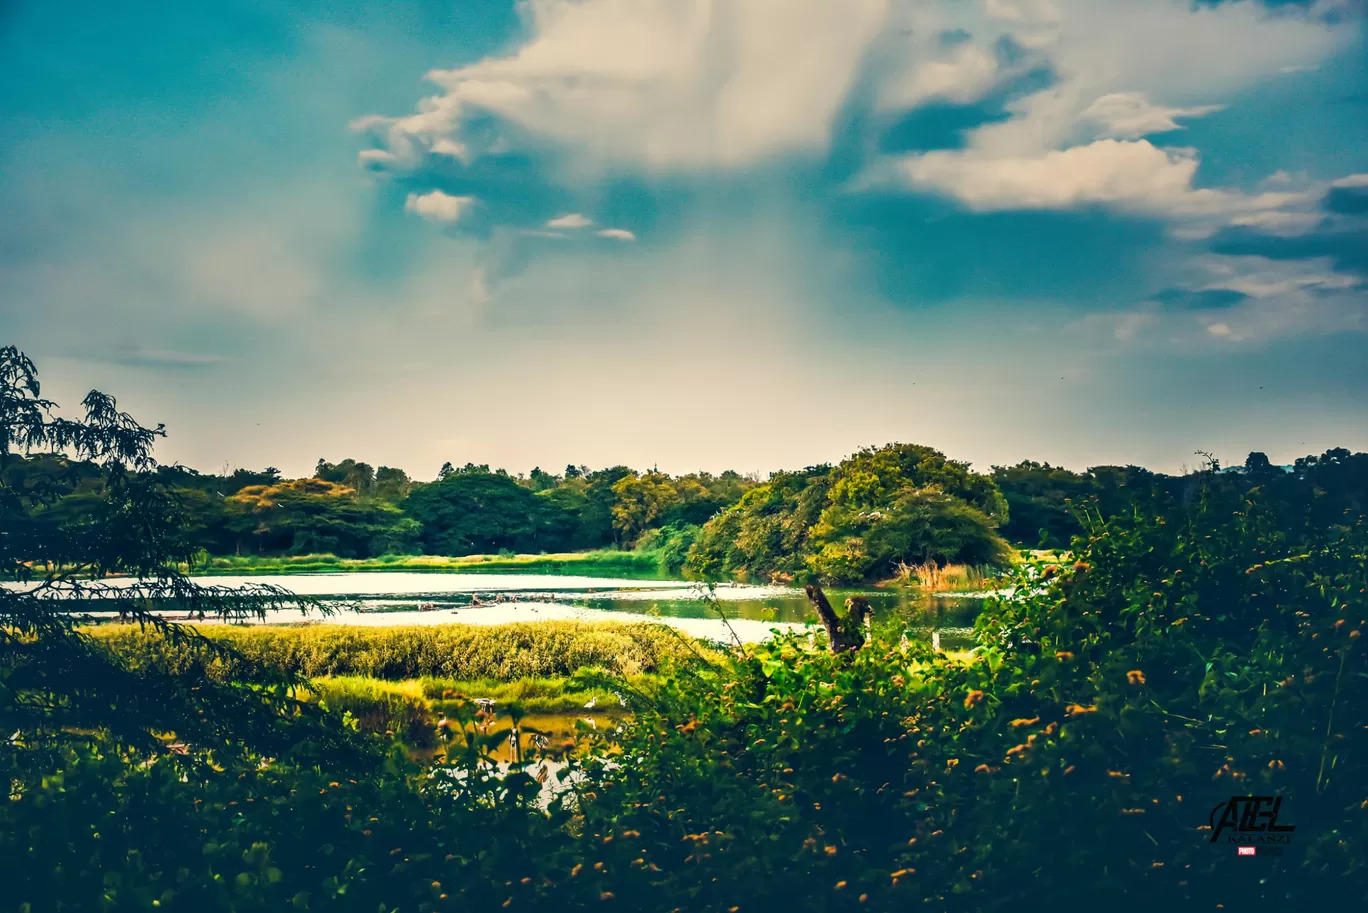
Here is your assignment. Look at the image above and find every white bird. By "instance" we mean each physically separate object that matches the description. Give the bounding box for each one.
[899,633,910,653]
[584,695,597,710]
[932,630,942,653]
[582,717,597,730]
[614,691,627,708]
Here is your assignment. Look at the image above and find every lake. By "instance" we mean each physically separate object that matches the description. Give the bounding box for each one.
[21,571,990,647]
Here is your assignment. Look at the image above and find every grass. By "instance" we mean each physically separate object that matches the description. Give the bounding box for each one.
[89,620,704,747]
[417,674,653,713]
[303,673,652,743]
[87,619,715,682]
[885,560,997,591]
[185,550,670,579]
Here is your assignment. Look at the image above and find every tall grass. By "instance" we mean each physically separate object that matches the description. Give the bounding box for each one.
[889,559,995,591]
[307,677,435,747]
[88,620,710,682]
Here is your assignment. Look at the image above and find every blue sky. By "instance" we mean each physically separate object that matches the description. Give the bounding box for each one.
[2,0,1365,479]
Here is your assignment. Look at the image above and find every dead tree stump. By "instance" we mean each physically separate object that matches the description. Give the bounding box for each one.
[805,585,873,653]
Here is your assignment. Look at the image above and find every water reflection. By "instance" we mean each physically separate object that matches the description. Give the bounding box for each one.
[54,571,990,647]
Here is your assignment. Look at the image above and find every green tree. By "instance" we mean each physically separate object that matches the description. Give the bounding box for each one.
[0,346,338,766]
[402,471,574,555]
[581,465,634,547]
[610,471,681,546]
[687,444,1008,583]
[991,460,1095,548]
[226,478,416,557]
[315,457,375,495]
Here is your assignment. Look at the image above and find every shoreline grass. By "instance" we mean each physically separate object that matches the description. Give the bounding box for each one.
[880,561,998,592]
[305,674,642,746]
[87,619,716,682]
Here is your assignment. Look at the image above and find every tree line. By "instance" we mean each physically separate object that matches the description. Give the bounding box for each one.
[8,432,1364,584]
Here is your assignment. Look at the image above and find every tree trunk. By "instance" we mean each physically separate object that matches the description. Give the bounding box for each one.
[805,585,870,653]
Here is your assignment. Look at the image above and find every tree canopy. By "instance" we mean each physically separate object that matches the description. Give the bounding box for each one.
[686,444,1012,583]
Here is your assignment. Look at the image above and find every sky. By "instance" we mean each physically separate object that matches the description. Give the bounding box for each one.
[2,0,1365,480]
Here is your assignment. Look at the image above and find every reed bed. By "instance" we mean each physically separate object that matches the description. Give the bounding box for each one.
[87,620,709,682]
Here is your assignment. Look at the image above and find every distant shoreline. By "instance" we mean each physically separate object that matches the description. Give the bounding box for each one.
[184,550,677,580]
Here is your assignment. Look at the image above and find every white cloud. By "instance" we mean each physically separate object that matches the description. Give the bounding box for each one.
[1206,322,1232,337]
[882,0,1350,226]
[404,190,476,223]
[358,0,889,170]
[1196,255,1362,300]
[1331,173,1368,189]
[877,40,1001,111]
[430,138,469,160]
[597,228,637,240]
[983,0,1059,24]
[546,213,592,229]
[1227,210,1325,236]
[901,139,1306,218]
[1081,92,1224,139]
[357,148,398,166]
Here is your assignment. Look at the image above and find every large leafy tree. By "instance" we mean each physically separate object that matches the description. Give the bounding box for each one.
[402,471,576,555]
[226,477,416,557]
[991,460,1095,548]
[686,444,1009,583]
[0,347,340,768]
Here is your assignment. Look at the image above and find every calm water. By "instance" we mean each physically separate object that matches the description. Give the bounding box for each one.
[33,571,989,647]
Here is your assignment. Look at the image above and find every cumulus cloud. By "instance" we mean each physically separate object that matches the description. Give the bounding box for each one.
[546,213,593,229]
[901,139,1307,220]
[877,38,1002,111]
[882,0,1349,227]
[597,228,637,240]
[356,0,889,171]
[404,190,476,223]
[1081,92,1224,139]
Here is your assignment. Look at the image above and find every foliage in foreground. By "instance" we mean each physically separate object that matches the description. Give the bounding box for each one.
[589,489,1367,910]
[0,346,352,771]
[8,478,1365,910]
